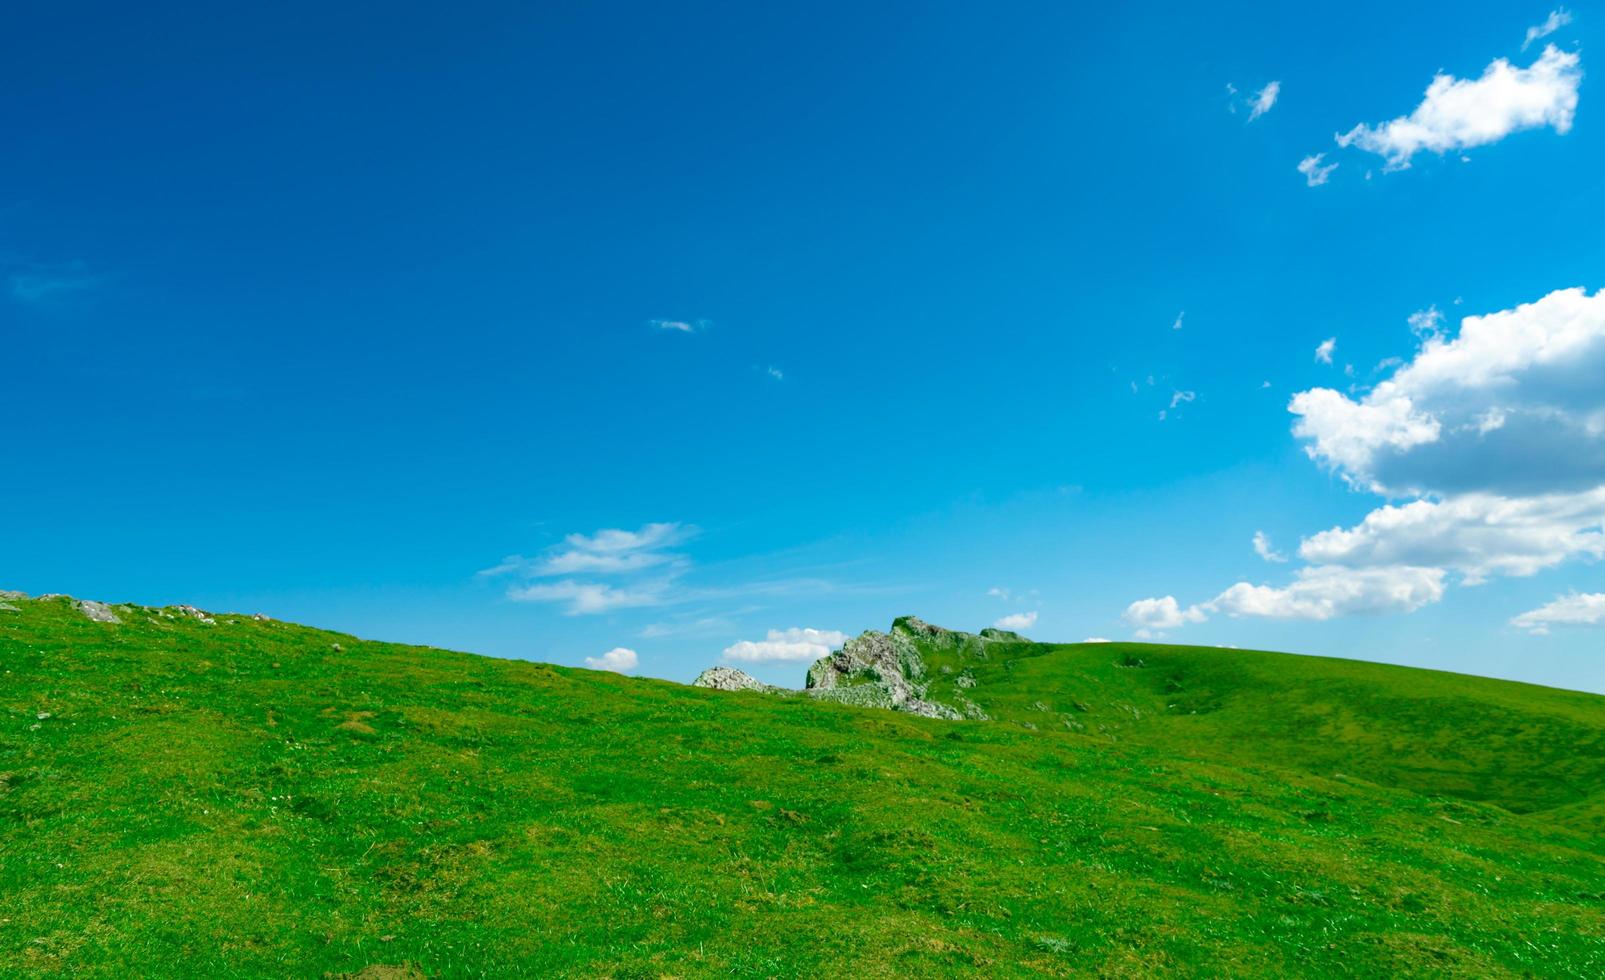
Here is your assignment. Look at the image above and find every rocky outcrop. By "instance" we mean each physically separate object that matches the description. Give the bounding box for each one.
[805,627,962,719]
[692,666,779,693]
[692,616,1028,721]
[74,599,122,624]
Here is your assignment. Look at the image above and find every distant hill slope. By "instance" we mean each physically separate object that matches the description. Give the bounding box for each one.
[3,596,1604,977]
[887,618,1605,830]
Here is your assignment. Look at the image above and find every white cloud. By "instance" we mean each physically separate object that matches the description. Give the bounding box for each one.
[585,647,638,673]
[1081,637,1112,643]
[1314,337,1337,364]
[1298,154,1338,186]
[993,611,1038,630]
[1172,311,1186,330]
[1290,287,1605,496]
[650,318,708,333]
[1123,595,1206,632]
[1253,530,1288,562]
[1128,288,1605,632]
[1298,489,1605,584]
[723,627,848,663]
[1511,592,1605,634]
[484,522,693,610]
[1408,305,1445,342]
[509,580,668,615]
[1248,81,1281,121]
[1524,9,1574,50]
[1206,565,1446,620]
[1170,390,1196,409]
[986,586,1011,600]
[765,366,784,381]
[1336,46,1581,170]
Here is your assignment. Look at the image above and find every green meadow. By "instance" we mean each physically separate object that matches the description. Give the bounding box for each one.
[3,597,1603,977]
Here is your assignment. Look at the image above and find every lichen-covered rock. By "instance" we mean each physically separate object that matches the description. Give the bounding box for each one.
[74,599,122,624]
[173,605,216,625]
[692,666,778,693]
[805,628,960,720]
[0,589,28,600]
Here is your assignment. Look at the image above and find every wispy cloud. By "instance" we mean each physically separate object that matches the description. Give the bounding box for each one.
[1247,81,1281,121]
[1314,337,1336,364]
[7,261,102,306]
[1524,9,1573,50]
[650,318,710,333]
[1297,154,1337,187]
[1253,530,1288,563]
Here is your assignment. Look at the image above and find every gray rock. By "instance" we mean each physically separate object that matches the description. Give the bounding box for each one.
[0,589,28,600]
[251,613,272,621]
[74,599,122,624]
[955,674,977,689]
[692,666,778,693]
[0,602,18,613]
[173,605,216,625]
[805,627,960,720]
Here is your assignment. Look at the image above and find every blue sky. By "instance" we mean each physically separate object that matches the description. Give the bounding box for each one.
[5,2,1604,691]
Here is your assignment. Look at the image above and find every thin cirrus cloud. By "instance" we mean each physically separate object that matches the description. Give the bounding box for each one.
[1247,81,1281,121]
[482,521,693,615]
[1524,9,1574,51]
[1511,592,1605,635]
[1122,288,1605,636]
[1335,45,1581,171]
[7,261,102,306]
[723,627,848,663]
[649,318,710,333]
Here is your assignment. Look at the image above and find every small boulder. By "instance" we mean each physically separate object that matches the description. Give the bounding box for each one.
[173,605,216,625]
[75,599,122,624]
[691,666,777,693]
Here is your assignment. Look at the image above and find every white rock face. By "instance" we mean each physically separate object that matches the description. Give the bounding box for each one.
[74,599,122,624]
[692,667,776,692]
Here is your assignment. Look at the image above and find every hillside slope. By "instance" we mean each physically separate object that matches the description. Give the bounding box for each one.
[887,618,1605,829]
[3,596,1604,977]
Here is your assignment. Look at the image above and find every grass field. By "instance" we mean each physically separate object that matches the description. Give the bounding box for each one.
[3,597,1603,977]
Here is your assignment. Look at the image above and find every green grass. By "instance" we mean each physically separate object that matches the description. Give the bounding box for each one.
[3,598,1603,977]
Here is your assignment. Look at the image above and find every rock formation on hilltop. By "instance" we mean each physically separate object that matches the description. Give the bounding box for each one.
[693,615,1029,720]
[691,666,781,693]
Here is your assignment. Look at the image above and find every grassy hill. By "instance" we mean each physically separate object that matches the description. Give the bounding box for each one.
[3,597,1604,977]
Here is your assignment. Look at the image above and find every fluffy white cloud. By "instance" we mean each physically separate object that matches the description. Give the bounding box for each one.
[585,647,638,672]
[1123,596,1206,632]
[1336,46,1581,170]
[1081,637,1112,643]
[1524,9,1574,50]
[723,627,848,663]
[1297,154,1338,187]
[1291,287,1605,496]
[1299,489,1605,583]
[1248,81,1281,121]
[993,611,1038,630]
[1314,337,1337,364]
[1253,530,1287,562]
[1127,288,1605,631]
[1511,592,1605,634]
[1207,565,1446,620]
